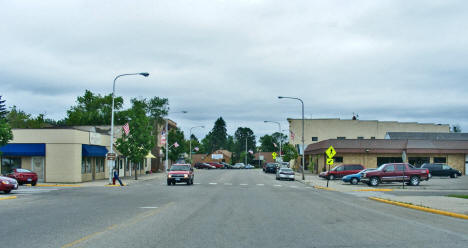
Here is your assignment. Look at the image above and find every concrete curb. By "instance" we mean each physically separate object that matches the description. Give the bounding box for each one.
[36,184,82,187]
[354,189,393,192]
[0,196,17,201]
[369,197,468,220]
[313,185,336,191]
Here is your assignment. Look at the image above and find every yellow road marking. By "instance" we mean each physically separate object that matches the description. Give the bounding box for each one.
[313,185,336,191]
[369,197,468,220]
[0,196,17,201]
[61,202,174,248]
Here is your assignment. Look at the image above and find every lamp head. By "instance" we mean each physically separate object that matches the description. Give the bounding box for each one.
[264,121,268,123]
[278,96,284,99]
[181,111,188,114]
[139,72,150,77]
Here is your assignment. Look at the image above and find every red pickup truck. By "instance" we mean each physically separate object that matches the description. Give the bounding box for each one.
[360,163,429,187]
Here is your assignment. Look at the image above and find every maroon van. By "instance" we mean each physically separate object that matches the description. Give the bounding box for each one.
[319,164,365,180]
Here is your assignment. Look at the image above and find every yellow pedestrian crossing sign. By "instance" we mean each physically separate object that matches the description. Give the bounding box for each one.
[272,152,277,160]
[327,158,334,165]
[326,146,336,158]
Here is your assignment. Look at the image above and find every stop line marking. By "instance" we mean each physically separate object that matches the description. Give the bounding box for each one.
[273,185,282,187]
[139,207,159,209]
[256,184,264,186]
[209,183,217,185]
[240,184,248,186]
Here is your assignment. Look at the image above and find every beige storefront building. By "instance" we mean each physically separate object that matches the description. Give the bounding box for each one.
[0,128,153,183]
[287,118,450,148]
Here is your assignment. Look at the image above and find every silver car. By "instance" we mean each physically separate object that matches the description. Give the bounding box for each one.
[276,168,295,181]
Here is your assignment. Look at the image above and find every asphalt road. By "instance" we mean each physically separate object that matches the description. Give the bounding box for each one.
[1,169,467,248]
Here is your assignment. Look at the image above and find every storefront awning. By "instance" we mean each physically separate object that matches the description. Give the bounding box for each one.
[82,144,108,157]
[0,143,45,156]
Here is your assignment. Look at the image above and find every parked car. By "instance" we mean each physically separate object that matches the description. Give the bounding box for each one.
[221,162,232,169]
[319,164,365,180]
[276,167,295,181]
[245,164,255,169]
[0,176,18,194]
[420,163,462,178]
[263,163,277,173]
[232,163,245,169]
[207,162,224,169]
[6,168,38,186]
[167,164,194,185]
[360,163,429,186]
[194,163,215,169]
[342,169,376,185]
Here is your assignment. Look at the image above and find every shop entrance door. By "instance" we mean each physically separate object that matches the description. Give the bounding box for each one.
[31,157,45,182]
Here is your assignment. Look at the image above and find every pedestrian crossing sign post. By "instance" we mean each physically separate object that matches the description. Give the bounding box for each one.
[272,152,277,160]
[325,146,336,188]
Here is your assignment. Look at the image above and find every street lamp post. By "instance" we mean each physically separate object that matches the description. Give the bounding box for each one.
[189,125,205,162]
[278,96,305,180]
[264,120,282,161]
[164,111,187,173]
[109,72,149,184]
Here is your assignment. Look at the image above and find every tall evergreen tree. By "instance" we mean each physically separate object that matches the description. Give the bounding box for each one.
[0,96,13,149]
[210,117,227,152]
[233,127,256,163]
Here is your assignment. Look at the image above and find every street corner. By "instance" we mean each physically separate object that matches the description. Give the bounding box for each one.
[0,195,17,201]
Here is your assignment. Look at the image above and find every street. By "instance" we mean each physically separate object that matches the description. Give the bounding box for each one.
[1,169,468,248]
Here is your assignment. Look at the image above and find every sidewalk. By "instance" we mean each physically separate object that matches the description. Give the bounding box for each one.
[38,172,166,187]
[295,172,468,216]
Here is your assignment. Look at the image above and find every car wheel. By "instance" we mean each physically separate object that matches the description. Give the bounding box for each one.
[186,180,190,185]
[369,177,379,186]
[410,176,420,186]
[427,173,432,179]
[350,178,359,185]
[167,180,171,186]
[328,175,335,180]
[31,181,37,186]
[172,181,176,185]
[451,173,458,178]
[3,190,11,194]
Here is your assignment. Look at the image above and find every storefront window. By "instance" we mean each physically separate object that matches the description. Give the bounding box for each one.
[1,157,21,174]
[434,157,447,163]
[81,158,86,174]
[86,157,91,173]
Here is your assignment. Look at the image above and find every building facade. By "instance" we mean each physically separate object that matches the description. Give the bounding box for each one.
[304,139,468,175]
[288,118,450,149]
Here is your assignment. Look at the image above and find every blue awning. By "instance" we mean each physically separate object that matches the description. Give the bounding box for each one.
[82,144,108,157]
[0,143,45,156]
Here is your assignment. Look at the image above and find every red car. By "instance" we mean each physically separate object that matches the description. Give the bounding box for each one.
[361,163,429,186]
[0,175,19,194]
[167,164,194,185]
[6,168,38,186]
[207,162,224,169]
[319,164,365,180]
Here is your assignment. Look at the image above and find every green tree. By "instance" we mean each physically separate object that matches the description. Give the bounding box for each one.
[259,134,276,152]
[115,99,154,176]
[7,106,53,128]
[225,135,235,153]
[0,96,7,119]
[188,134,204,154]
[0,97,13,152]
[233,127,256,164]
[201,132,213,153]
[209,117,227,152]
[162,128,186,162]
[62,90,127,125]
[282,143,298,163]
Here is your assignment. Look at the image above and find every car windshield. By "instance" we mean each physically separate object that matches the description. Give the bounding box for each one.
[16,169,31,173]
[376,164,387,170]
[170,165,189,171]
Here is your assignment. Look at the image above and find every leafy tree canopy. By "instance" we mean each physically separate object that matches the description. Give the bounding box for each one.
[115,99,154,165]
[259,132,288,152]
[233,127,256,163]
[7,106,55,128]
[162,128,186,162]
[282,143,298,163]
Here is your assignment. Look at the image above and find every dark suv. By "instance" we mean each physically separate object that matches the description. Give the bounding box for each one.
[420,163,462,178]
[264,163,278,173]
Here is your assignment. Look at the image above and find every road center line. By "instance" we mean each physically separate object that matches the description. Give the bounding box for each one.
[256,184,264,186]
[273,185,282,187]
[209,183,217,185]
[240,184,248,186]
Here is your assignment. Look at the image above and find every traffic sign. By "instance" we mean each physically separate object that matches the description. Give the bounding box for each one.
[325,146,336,158]
[272,152,277,160]
[326,158,334,165]
[106,153,116,160]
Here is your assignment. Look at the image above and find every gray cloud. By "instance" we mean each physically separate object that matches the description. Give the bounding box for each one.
[1,0,467,139]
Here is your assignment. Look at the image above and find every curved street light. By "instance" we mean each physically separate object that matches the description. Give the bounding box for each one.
[264,120,282,161]
[109,72,149,184]
[164,111,188,172]
[278,96,305,180]
[189,125,205,162]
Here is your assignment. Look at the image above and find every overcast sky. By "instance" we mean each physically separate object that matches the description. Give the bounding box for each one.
[1,0,467,140]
